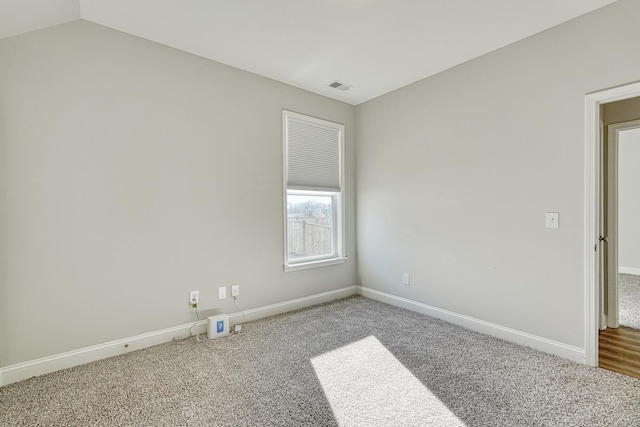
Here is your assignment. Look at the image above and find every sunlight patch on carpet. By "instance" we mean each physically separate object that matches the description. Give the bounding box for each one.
[311,335,466,426]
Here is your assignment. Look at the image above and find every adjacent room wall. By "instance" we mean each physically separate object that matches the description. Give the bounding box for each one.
[0,20,356,367]
[618,128,640,273]
[602,97,640,125]
[355,0,640,348]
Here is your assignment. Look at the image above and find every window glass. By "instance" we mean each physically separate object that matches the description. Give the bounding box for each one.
[287,193,335,261]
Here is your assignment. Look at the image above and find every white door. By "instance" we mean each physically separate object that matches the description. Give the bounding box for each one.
[613,123,640,329]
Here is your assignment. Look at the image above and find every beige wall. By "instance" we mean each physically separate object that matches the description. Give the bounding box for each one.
[355,0,640,348]
[0,21,356,367]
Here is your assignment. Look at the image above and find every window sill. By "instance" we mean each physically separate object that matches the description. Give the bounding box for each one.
[284,257,347,272]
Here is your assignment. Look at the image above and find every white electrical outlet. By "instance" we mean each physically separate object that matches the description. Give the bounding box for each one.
[402,273,411,286]
[218,286,227,300]
[231,284,240,297]
[189,291,199,305]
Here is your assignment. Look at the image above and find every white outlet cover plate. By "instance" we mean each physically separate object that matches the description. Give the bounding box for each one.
[231,284,240,296]
[545,212,559,229]
[218,286,227,299]
[190,291,199,304]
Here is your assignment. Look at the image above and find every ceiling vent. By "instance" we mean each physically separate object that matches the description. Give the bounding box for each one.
[327,80,351,91]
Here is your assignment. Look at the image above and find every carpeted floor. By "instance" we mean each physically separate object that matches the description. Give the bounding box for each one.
[2,296,640,426]
[619,273,640,330]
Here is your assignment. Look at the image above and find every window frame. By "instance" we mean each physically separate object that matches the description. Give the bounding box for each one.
[282,110,346,272]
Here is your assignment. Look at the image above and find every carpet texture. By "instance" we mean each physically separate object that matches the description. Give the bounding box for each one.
[619,273,640,330]
[2,296,640,426]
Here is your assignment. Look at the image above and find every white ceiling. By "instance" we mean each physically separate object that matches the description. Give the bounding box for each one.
[2,0,619,105]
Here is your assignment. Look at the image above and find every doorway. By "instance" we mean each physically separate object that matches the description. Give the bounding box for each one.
[585,82,640,369]
[598,119,640,379]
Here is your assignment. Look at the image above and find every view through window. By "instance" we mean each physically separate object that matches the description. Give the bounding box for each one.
[287,193,335,260]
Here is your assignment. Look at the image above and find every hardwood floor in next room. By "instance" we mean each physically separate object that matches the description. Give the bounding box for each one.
[599,326,640,380]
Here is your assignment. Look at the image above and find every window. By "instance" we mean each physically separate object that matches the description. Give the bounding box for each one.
[283,110,345,271]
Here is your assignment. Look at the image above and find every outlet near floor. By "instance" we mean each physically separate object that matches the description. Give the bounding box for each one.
[218,286,227,300]
[231,284,240,297]
[189,291,199,305]
[402,273,410,286]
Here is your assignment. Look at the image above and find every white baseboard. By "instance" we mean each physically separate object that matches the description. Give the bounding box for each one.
[0,321,206,387]
[619,266,640,276]
[357,286,585,364]
[0,286,357,387]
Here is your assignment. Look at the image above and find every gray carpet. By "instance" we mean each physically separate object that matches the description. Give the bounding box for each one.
[619,273,640,330]
[2,296,640,427]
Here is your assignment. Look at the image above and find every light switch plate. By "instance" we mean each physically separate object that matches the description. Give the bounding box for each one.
[218,286,227,300]
[546,212,559,229]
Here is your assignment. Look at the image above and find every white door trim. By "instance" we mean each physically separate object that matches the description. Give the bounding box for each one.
[585,81,640,367]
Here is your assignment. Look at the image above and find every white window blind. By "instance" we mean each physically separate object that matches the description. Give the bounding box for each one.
[285,113,342,191]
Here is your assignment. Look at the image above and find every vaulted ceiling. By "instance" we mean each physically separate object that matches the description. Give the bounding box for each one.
[1,0,619,104]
